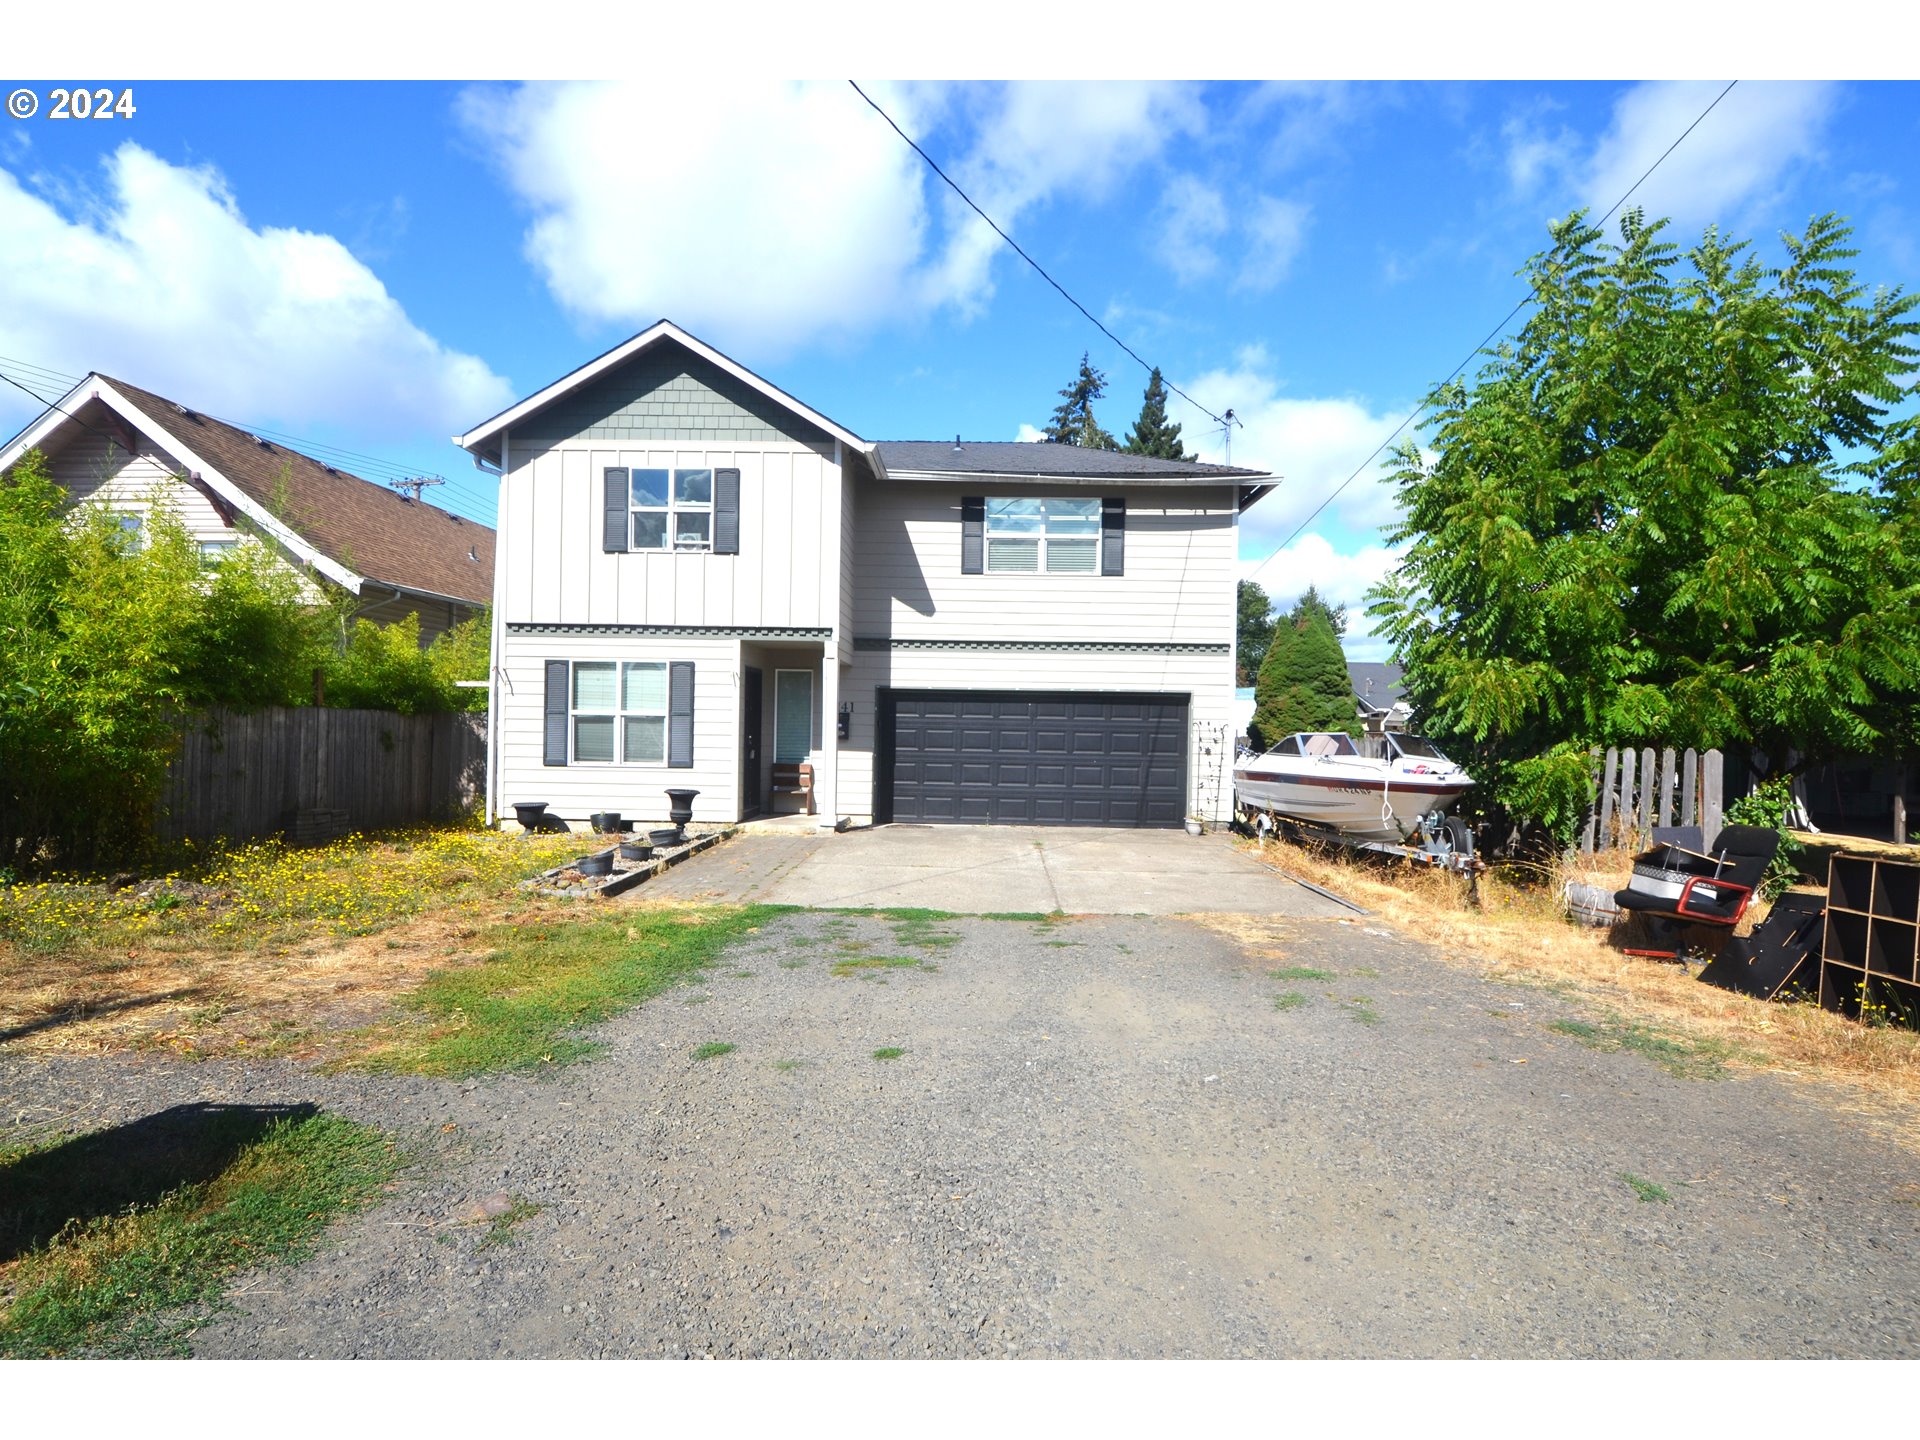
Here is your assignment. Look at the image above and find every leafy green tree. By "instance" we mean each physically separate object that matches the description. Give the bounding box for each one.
[1250,609,1357,750]
[0,456,207,870]
[427,611,491,715]
[1123,368,1193,460]
[1236,579,1276,687]
[325,610,490,715]
[1369,209,1920,837]
[1045,352,1117,449]
[177,541,335,709]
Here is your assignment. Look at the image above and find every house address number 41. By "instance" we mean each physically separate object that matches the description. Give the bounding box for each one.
[6,88,138,121]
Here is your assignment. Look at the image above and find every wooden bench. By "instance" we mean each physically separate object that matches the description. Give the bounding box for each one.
[770,762,815,815]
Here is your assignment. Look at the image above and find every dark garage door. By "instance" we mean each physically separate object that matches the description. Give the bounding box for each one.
[883,690,1189,827]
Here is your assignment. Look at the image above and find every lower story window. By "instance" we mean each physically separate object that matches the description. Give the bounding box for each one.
[572,661,668,763]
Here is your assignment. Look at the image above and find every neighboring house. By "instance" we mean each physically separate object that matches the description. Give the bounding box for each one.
[455,320,1274,830]
[0,374,495,641]
[1350,661,1412,735]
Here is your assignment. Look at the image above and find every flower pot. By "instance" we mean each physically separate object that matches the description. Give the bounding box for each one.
[619,841,653,863]
[576,850,614,877]
[664,788,700,841]
[511,801,549,831]
[589,811,623,834]
[648,827,683,848]
[1185,819,1205,836]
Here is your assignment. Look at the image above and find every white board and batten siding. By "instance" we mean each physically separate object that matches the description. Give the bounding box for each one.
[495,634,742,826]
[498,442,842,630]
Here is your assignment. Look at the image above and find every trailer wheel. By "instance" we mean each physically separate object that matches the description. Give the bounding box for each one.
[1444,816,1473,860]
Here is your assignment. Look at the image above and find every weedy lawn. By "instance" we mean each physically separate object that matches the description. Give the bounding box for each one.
[1234,834,1920,1137]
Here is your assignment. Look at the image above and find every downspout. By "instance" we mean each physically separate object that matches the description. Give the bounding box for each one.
[481,435,507,827]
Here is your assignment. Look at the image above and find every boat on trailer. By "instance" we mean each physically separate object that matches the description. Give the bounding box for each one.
[1233,730,1479,865]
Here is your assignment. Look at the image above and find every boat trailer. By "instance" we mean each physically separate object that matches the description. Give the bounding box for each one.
[1235,800,1484,874]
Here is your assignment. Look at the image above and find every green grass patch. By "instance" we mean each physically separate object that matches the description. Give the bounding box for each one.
[693,1041,735,1060]
[0,1108,397,1358]
[1270,966,1335,982]
[1619,1172,1672,1204]
[345,905,778,1077]
[1549,1015,1737,1081]
[772,1058,804,1073]
[1344,999,1383,1026]
[871,1046,906,1061]
[1271,991,1309,1012]
[831,954,934,978]
[778,958,808,969]
[980,911,1051,922]
[477,1197,541,1249]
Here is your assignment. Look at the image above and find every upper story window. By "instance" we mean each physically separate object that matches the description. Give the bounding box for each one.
[109,512,144,552]
[570,660,669,764]
[985,496,1100,574]
[630,468,713,551]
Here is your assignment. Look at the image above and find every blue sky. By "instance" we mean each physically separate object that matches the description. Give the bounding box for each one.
[3,27,1915,662]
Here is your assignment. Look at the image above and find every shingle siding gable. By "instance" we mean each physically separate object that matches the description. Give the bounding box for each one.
[515,347,833,448]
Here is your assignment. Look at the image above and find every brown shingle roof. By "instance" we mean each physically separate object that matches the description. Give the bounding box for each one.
[101,376,494,606]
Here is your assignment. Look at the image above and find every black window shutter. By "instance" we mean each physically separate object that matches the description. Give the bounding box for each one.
[961,496,984,574]
[602,468,630,553]
[543,659,569,766]
[668,661,695,768]
[1101,496,1126,576]
[713,467,741,554]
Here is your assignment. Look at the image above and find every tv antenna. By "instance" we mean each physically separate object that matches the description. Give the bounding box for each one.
[1218,408,1243,466]
[388,476,445,502]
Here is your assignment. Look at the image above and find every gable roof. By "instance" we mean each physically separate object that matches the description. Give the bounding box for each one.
[874,439,1269,483]
[3,374,493,606]
[1349,661,1408,712]
[454,319,869,464]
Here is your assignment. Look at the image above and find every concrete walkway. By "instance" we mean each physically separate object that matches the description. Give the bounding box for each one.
[637,824,1348,916]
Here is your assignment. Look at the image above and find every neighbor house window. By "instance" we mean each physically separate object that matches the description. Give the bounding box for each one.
[985,496,1100,573]
[110,512,144,551]
[570,661,669,763]
[629,468,713,551]
[198,538,237,566]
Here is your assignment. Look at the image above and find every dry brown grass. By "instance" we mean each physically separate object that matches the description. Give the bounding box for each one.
[1229,834,1920,1140]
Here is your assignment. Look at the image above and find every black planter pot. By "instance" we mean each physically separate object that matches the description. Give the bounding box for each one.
[648,827,683,847]
[590,811,623,834]
[576,850,614,877]
[511,801,548,831]
[618,841,653,862]
[664,788,700,841]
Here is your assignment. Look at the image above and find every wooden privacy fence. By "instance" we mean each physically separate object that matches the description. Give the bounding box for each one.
[1579,745,1724,855]
[157,706,487,846]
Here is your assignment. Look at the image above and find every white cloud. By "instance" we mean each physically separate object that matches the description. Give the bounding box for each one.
[1579,81,1838,231]
[461,80,1206,355]
[0,143,510,442]
[1014,422,1047,443]
[1240,534,1403,662]
[1174,346,1411,552]
[1154,174,1228,283]
[1500,102,1577,195]
[1237,196,1311,291]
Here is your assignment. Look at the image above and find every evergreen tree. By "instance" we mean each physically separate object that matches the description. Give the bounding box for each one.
[1045,352,1117,449]
[1249,609,1358,750]
[1236,579,1275,687]
[1288,584,1347,638]
[1123,368,1194,460]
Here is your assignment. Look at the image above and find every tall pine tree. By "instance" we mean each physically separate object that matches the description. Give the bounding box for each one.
[1123,368,1193,460]
[1045,352,1117,449]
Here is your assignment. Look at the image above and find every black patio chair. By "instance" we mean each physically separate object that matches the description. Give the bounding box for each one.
[1612,823,1782,961]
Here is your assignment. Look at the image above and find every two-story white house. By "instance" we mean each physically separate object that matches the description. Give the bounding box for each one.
[456,321,1273,832]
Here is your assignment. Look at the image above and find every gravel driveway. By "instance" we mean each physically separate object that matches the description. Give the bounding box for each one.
[6,906,1918,1358]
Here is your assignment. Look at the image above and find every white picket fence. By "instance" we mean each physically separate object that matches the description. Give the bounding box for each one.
[1579,745,1724,855]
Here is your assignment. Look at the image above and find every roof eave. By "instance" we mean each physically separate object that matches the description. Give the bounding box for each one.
[454,320,872,459]
[883,467,1272,487]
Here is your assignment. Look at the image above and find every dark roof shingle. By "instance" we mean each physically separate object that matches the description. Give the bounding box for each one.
[103,377,493,606]
[875,439,1268,481]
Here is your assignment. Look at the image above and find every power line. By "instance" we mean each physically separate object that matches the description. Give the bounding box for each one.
[849,79,1229,429]
[1246,79,1741,584]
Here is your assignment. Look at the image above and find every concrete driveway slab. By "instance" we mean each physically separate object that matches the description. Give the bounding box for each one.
[639,825,1347,916]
